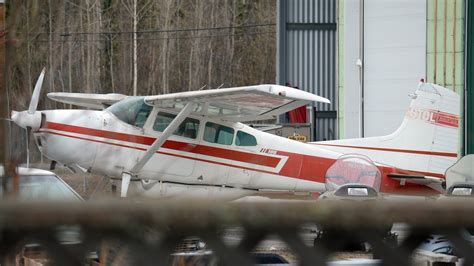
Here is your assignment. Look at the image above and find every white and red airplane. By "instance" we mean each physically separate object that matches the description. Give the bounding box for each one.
[11,69,460,199]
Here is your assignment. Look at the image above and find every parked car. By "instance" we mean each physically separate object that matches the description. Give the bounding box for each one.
[0,166,83,201]
[0,166,88,264]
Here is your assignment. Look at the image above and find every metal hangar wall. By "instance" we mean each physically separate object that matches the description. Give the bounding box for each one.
[467,0,474,154]
[276,0,338,141]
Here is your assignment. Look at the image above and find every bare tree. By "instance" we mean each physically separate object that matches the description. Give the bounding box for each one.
[121,0,152,96]
[8,0,276,109]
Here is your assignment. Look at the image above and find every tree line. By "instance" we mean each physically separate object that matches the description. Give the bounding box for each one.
[7,0,276,111]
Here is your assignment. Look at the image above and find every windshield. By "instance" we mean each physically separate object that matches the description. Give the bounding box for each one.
[325,154,381,192]
[106,96,152,128]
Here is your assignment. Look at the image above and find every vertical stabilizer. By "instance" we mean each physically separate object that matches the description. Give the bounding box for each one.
[311,83,459,176]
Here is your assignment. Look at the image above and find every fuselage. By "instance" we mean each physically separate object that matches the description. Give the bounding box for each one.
[35,108,336,191]
[34,105,440,199]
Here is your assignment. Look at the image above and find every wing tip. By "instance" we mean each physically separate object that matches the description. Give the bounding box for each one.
[321,98,331,104]
[310,95,331,104]
[271,84,331,104]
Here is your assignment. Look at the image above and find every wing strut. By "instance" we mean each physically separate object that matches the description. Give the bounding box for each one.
[120,102,195,197]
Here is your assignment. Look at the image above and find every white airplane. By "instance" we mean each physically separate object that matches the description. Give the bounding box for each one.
[10,69,460,199]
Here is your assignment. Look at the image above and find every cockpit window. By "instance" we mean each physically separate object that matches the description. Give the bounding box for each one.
[106,97,152,128]
[153,112,175,132]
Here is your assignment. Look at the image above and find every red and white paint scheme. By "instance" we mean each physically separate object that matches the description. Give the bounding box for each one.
[11,69,459,199]
[312,83,459,195]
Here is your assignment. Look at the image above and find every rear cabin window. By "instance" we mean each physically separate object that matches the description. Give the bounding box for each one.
[106,97,152,128]
[153,112,200,139]
[204,122,234,145]
[236,131,257,146]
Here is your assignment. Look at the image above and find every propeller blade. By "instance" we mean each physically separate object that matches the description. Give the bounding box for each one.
[28,67,46,114]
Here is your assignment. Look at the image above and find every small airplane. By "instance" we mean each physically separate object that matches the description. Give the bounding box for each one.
[10,68,460,199]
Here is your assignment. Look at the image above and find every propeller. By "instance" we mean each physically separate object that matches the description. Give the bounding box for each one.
[29,67,46,114]
[11,67,46,167]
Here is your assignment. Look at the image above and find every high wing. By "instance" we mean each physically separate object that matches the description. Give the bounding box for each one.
[47,92,127,109]
[145,84,330,122]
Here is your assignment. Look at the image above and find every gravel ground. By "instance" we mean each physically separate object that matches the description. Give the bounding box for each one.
[53,168,118,200]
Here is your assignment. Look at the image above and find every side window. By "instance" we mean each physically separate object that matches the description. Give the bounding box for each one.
[153,112,200,139]
[236,131,257,146]
[175,117,200,139]
[204,122,234,145]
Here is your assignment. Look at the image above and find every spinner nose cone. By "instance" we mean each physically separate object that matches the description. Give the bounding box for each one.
[11,110,20,123]
[11,110,25,128]
[11,110,42,131]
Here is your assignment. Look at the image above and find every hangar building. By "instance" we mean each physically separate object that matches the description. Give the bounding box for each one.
[277,0,472,155]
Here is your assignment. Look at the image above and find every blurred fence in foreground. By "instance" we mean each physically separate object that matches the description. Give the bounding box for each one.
[1,200,474,266]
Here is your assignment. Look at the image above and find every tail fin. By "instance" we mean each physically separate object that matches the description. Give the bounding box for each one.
[312,83,460,176]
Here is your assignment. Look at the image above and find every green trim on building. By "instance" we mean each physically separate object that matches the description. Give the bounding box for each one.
[426,0,465,93]
[337,1,466,141]
[425,0,465,155]
[426,0,465,155]
[426,0,465,154]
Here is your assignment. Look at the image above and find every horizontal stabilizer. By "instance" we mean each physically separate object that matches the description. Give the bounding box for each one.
[387,173,443,185]
[48,92,127,109]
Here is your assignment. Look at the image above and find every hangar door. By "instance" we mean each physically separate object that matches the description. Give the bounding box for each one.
[363,0,426,137]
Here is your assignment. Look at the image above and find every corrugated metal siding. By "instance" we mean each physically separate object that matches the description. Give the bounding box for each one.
[279,0,338,141]
[315,117,337,140]
[286,29,336,112]
[287,0,337,23]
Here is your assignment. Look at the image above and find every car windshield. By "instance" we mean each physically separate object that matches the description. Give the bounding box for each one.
[0,174,83,201]
[106,96,152,128]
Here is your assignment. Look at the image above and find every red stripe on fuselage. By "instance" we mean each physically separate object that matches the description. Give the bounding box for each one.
[42,122,443,195]
[45,122,281,168]
[42,130,281,176]
[312,143,457,158]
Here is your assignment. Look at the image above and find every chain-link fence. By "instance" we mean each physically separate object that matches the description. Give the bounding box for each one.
[1,200,474,265]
